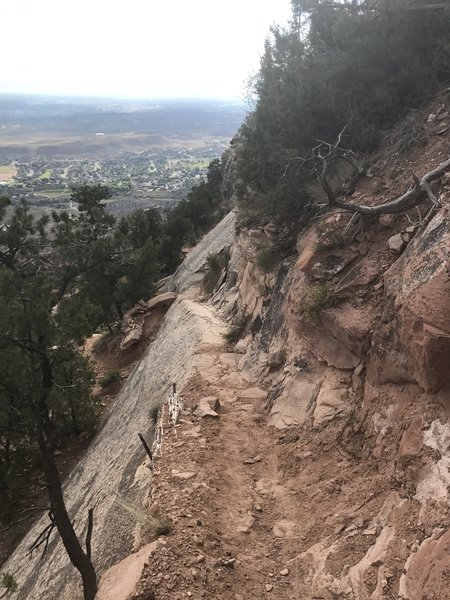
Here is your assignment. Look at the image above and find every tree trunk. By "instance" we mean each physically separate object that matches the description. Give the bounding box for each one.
[35,425,97,600]
[33,352,97,600]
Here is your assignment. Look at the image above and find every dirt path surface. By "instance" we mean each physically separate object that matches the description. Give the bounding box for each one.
[132,344,298,599]
[131,322,345,600]
[129,294,450,600]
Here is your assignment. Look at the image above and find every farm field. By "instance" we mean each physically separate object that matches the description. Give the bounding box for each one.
[0,164,16,183]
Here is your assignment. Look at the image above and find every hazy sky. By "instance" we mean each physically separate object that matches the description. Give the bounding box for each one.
[1,0,292,100]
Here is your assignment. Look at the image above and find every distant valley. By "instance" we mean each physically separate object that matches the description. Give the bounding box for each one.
[0,94,246,215]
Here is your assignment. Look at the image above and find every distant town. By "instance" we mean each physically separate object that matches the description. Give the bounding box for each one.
[0,142,229,216]
[0,94,246,217]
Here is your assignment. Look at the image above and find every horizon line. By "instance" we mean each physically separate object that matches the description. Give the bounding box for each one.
[0,91,246,104]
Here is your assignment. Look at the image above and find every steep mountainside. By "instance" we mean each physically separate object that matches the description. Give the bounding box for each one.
[100,99,450,600]
[4,97,450,600]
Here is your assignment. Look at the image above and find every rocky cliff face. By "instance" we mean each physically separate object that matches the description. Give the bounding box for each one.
[5,106,450,600]
[207,202,450,599]
[201,117,450,598]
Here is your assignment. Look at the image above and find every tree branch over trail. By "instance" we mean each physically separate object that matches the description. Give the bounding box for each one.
[288,129,450,218]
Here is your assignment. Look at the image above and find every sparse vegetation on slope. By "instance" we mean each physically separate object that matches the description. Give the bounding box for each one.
[236,0,450,228]
[0,158,224,596]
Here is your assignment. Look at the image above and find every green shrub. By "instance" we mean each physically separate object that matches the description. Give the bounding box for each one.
[224,314,250,345]
[298,282,333,323]
[99,369,122,388]
[256,245,280,273]
[203,253,222,294]
[1,572,18,592]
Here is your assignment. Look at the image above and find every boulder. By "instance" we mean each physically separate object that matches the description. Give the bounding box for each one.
[336,254,382,292]
[384,209,450,391]
[120,324,143,350]
[397,415,425,468]
[96,540,162,600]
[399,529,450,600]
[268,348,286,369]
[194,396,221,418]
[320,303,373,359]
[313,368,349,426]
[298,246,358,279]
[146,292,177,311]
[299,320,360,369]
[269,375,321,428]
[296,230,358,280]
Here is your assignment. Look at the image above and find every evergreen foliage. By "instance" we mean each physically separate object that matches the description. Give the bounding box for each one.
[237,0,450,225]
[0,161,223,502]
[0,158,223,595]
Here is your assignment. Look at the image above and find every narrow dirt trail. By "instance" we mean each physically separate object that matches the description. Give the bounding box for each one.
[132,299,310,600]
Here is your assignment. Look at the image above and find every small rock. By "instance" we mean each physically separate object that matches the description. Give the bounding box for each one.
[387,233,406,253]
[254,503,263,512]
[195,554,205,564]
[171,470,197,480]
[237,514,255,534]
[194,396,220,418]
[401,232,411,243]
[428,113,437,123]
[216,557,236,568]
[363,525,378,536]
[379,213,396,228]
[265,584,273,592]
[243,455,262,464]
[280,568,289,576]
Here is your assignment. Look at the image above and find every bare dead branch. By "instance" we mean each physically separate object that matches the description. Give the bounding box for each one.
[329,157,450,215]
[85,509,94,561]
[138,432,153,463]
[27,511,56,559]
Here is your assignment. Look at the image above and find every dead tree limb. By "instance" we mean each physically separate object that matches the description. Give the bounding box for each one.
[290,128,450,218]
[327,157,450,215]
[138,432,153,462]
[85,509,94,561]
[27,511,56,559]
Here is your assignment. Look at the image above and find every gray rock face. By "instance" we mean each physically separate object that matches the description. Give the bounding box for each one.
[4,266,227,597]
[165,211,236,293]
